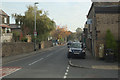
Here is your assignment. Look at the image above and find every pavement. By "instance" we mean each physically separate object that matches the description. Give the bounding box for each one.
[68,50,119,78]
[1,45,119,79]
[69,50,119,70]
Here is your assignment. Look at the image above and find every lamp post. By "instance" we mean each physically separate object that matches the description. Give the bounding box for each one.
[34,2,39,51]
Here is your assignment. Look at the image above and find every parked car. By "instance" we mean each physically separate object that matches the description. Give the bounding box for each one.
[67,41,72,48]
[67,42,86,59]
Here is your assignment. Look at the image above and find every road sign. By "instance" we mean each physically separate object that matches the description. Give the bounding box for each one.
[87,19,92,24]
[34,31,37,36]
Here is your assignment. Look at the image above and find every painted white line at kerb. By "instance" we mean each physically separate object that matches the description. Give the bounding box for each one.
[29,58,44,66]
[63,65,70,79]
[65,72,68,75]
[63,76,67,79]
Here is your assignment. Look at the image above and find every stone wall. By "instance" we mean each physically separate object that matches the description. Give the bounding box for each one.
[2,41,53,57]
[96,14,119,40]
[41,41,53,49]
[2,42,34,57]
[1,33,13,42]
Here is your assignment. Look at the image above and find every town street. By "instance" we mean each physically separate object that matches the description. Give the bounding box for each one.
[2,45,118,79]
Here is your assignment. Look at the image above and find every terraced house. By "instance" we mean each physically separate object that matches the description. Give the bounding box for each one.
[84,2,120,58]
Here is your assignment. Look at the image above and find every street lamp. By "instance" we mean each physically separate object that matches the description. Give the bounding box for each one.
[34,2,39,51]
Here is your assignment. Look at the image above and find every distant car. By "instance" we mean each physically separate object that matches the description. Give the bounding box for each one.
[67,42,86,59]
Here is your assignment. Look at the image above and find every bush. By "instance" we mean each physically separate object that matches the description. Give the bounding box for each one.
[105,30,117,55]
[13,31,20,42]
[21,37,28,42]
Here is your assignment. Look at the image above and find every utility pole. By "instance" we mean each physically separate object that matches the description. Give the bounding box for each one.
[34,2,39,51]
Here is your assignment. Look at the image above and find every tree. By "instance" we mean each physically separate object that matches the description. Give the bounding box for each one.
[12,5,55,42]
[76,28,82,33]
[51,25,71,42]
[105,29,117,51]
[76,28,83,41]
[13,31,20,42]
[67,32,77,41]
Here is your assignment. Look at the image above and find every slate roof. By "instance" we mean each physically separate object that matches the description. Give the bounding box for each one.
[0,9,9,16]
[87,2,120,17]
[95,5,120,13]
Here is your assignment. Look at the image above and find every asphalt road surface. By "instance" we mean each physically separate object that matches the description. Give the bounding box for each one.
[2,45,118,79]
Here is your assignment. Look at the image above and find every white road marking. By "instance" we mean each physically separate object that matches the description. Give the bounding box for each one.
[65,72,68,75]
[46,54,53,57]
[63,65,70,79]
[66,69,69,72]
[4,51,45,65]
[67,66,70,69]
[29,58,44,66]
[63,76,67,79]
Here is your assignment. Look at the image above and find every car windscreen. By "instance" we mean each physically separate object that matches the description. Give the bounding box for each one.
[70,43,82,48]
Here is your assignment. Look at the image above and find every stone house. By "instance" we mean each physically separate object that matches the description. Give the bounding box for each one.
[86,2,120,58]
[0,9,13,42]
[9,24,21,33]
[0,9,10,25]
[0,24,12,42]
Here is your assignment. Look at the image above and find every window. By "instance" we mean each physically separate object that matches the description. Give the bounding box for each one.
[4,17,7,23]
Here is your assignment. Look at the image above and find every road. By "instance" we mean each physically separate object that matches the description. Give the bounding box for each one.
[2,45,118,79]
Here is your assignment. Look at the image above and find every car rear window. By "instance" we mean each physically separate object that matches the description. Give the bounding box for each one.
[70,43,82,48]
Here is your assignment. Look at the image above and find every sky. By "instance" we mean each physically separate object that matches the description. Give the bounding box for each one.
[1,1,92,32]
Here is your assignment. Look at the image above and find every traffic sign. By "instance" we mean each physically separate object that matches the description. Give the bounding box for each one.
[34,31,37,36]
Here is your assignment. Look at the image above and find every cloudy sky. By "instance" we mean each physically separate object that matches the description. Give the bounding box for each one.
[1,0,93,32]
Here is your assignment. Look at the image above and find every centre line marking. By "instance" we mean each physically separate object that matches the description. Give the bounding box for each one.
[29,58,44,66]
[46,54,53,57]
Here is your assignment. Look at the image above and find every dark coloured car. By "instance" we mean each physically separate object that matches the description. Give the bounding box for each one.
[67,42,86,59]
[67,41,72,48]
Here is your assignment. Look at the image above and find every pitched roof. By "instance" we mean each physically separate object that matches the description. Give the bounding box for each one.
[95,5,120,13]
[0,9,9,16]
[0,24,11,28]
[87,2,120,17]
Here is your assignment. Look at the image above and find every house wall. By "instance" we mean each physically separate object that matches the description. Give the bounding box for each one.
[94,13,119,58]
[87,5,97,57]
[0,15,2,24]
[86,2,120,58]
[96,13,119,41]
[2,15,9,25]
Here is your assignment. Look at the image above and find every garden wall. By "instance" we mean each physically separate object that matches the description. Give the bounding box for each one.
[2,41,53,57]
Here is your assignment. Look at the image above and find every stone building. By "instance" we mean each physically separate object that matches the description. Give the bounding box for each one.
[86,2,120,58]
[0,24,12,42]
[0,9,13,42]
[0,9,10,25]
